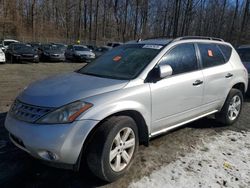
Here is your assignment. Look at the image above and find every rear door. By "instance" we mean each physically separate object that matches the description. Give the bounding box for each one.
[197,43,233,110]
[150,43,204,133]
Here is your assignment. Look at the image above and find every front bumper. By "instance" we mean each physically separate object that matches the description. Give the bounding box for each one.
[0,56,5,63]
[15,55,39,62]
[4,114,99,166]
[74,55,95,62]
[49,55,65,62]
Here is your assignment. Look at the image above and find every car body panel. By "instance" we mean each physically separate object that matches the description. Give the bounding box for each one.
[0,48,5,63]
[150,70,204,132]
[5,113,98,164]
[18,72,129,107]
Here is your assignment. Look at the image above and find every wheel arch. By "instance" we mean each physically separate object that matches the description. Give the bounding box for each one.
[232,82,246,95]
[74,110,149,171]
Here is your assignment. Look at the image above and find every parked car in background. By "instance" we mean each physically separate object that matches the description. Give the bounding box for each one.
[1,39,19,52]
[5,43,39,63]
[0,48,6,63]
[28,42,41,51]
[86,45,97,51]
[38,44,65,62]
[65,45,95,62]
[237,45,250,73]
[94,46,112,57]
[237,45,250,93]
[107,42,123,48]
[51,43,67,52]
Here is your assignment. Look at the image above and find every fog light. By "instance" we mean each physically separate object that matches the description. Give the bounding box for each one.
[47,151,57,161]
[38,150,58,161]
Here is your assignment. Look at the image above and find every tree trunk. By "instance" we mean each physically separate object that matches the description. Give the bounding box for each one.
[173,0,181,38]
[218,0,227,37]
[228,0,239,41]
[77,0,83,40]
[122,0,129,42]
[238,0,250,43]
[89,0,93,41]
[31,0,36,40]
[134,0,139,39]
[94,0,100,42]
[102,0,107,38]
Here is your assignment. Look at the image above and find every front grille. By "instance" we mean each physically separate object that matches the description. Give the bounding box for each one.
[22,54,34,57]
[10,100,53,123]
[51,54,59,57]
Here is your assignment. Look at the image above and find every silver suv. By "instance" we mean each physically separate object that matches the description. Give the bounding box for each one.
[5,36,248,182]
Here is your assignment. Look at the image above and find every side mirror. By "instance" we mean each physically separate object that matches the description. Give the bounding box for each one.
[158,64,173,78]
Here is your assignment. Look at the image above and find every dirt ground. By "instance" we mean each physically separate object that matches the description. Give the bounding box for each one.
[0,63,249,188]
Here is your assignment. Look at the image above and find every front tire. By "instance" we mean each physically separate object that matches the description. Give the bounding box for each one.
[86,116,139,182]
[215,88,243,125]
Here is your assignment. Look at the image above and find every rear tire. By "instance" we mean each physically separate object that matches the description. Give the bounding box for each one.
[86,116,139,182]
[215,88,243,125]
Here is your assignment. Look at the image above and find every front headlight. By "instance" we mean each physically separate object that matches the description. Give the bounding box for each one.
[36,101,93,124]
[34,55,39,58]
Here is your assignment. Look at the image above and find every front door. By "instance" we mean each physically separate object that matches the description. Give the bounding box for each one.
[150,43,204,133]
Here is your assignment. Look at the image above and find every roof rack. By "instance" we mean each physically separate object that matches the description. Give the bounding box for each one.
[173,36,224,42]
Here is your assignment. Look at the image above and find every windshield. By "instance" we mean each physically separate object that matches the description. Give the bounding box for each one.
[96,47,110,52]
[78,44,162,80]
[74,46,90,51]
[42,45,60,51]
[54,44,66,51]
[238,48,250,62]
[13,44,34,52]
[4,41,17,46]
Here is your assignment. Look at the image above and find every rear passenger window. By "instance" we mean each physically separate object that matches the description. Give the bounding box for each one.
[198,43,225,68]
[218,44,232,62]
[159,43,198,75]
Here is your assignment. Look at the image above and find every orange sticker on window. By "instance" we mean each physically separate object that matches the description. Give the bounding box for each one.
[208,50,213,57]
[113,56,122,62]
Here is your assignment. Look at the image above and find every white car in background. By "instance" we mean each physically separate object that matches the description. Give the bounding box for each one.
[1,39,19,52]
[0,48,5,63]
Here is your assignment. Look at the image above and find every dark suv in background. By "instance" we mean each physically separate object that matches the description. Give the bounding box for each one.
[5,43,39,63]
[237,45,250,93]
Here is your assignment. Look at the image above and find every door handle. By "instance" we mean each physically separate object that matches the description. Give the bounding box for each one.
[193,80,203,86]
[225,73,233,78]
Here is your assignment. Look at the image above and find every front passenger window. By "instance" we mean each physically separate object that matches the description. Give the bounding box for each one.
[159,43,198,75]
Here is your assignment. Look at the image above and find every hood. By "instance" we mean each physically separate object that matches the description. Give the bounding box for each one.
[75,50,94,55]
[18,72,128,107]
[45,49,64,55]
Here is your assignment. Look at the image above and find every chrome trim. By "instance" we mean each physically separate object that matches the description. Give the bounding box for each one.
[10,100,53,123]
[9,133,30,154]
[150,110,218,137]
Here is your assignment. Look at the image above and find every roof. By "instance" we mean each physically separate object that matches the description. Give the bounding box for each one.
[126,36,225,46]
[73,45,88,48]
[238,45,250,49]
[126,38,172,46]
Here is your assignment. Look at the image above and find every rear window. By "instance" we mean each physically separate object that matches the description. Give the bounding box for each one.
[198,43,225,68]
[218,44,232,62]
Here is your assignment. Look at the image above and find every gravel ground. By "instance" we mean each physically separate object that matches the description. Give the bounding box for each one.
[0,63,249,188]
